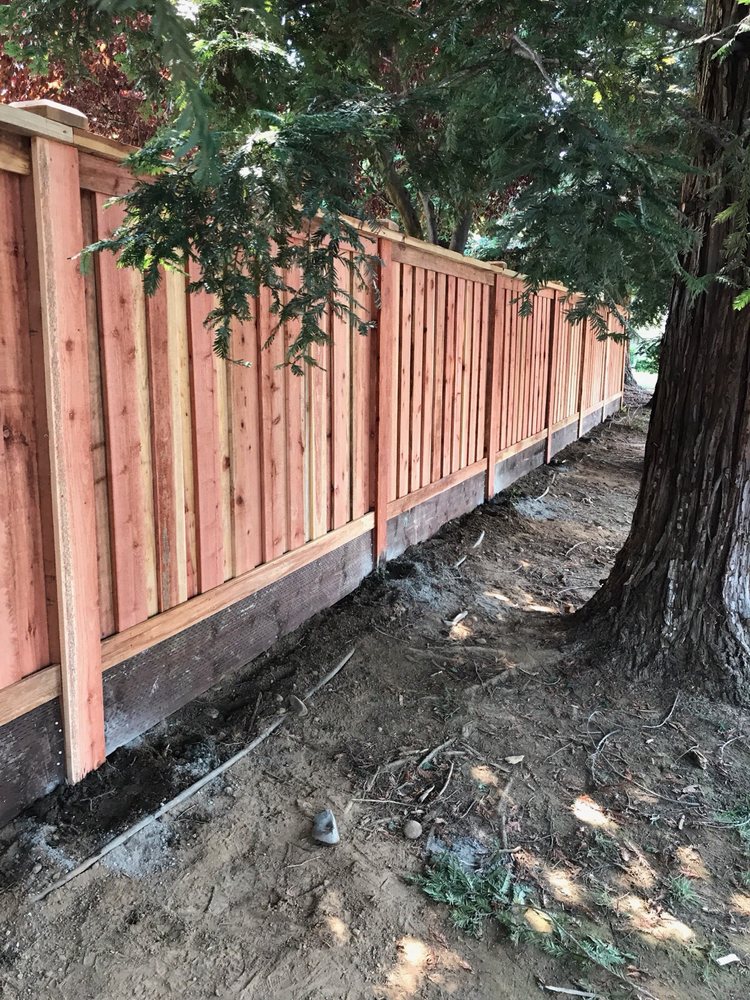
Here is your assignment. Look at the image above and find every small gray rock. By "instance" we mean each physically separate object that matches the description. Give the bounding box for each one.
[312,809,340,845]
[403,819,423,840]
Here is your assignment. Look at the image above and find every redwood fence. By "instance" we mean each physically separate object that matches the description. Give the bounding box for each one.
[0,104,625,821]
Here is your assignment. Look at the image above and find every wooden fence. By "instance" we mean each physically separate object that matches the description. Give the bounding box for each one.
[0,104,625,819]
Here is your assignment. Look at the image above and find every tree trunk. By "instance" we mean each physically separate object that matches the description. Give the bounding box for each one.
[378,151,424,240]
[580,1,750,700]
[448,208,473,254]
[623,351,639,388]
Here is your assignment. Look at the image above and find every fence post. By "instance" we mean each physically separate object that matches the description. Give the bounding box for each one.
[373,238,397,565]
[544,291,559,463]
[31,137,105,782]
[484,274,505,499]
[576,316,589,439]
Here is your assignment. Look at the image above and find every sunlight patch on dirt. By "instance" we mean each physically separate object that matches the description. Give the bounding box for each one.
[614,894,695,944]
[572,795,618,832]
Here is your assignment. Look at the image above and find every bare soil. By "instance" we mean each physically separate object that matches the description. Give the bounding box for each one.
[2,397,750,1000]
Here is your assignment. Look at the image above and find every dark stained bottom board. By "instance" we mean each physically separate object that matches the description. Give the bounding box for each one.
[0,401,622,826]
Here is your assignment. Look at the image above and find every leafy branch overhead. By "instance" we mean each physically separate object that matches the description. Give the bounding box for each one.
[2,0,741,358]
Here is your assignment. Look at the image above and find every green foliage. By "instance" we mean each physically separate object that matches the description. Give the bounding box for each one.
[411,853,635,980]
[716,797,750,845]
[667,875,700,909]
[633,336,662,374]
[0,0,705,357]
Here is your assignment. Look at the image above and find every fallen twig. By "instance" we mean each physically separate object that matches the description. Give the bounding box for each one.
[472,531,485,549]
[32,648,357,903]
[418,737,456,771]
[435,760,456,801]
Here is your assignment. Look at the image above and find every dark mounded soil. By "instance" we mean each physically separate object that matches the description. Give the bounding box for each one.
[2,398,750,1000]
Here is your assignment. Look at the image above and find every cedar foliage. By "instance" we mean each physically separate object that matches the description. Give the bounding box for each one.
[0,2,702,359]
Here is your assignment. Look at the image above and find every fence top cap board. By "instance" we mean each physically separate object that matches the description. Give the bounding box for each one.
[10,100,89,131]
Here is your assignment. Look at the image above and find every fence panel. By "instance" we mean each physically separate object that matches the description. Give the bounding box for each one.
[0,108,627,804]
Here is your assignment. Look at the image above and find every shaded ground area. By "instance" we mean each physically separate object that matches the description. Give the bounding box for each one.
[2,399,750,1000]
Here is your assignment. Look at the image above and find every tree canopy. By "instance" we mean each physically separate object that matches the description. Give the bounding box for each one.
[1,1,701,360]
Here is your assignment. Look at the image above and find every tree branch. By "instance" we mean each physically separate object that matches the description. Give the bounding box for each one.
[420,193,439,244]
[449,208,473,255]
[377,150,423,240]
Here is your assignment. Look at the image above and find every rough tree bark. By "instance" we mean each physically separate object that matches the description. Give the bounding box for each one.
[623,351,638,388]
[581,0,750,699]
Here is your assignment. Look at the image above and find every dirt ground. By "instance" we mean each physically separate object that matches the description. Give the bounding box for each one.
[3,395,750,1000]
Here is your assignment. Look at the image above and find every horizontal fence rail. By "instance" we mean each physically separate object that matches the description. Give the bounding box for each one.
[0,105,626,809]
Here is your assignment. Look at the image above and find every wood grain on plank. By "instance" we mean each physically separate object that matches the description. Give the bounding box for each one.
[397,263,413,498]
[441,275,456,477]
[420,270,436,489]
[374,240,398,561]
[431,272,447,483]
[32,137,105,780]
[410,266,425,492]
[94,195,158,627]
[187,261,225,591]
[331,257,352,529]
[0,170,50,686]
[146,274,188,610]
[80,193,115,637]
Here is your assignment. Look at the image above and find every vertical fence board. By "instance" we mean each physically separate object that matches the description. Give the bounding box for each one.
[230,314,263,574]
[187,266,225,591]
[452,278,466,473]
[421,271,436,489]
[485,277,504,495]
[398,265,413,498]
[431,273,446,483]
[284,275,307,549]
[94,196,158,627]
[257,285,289,559]
[331,258,352,529]
[476,283,489,463]
[352,268,374,519]
[80,195,115,638]
[375,240,397,561]
[308,307,331,539]
[146,278,188,611]
[0,170,49,685]
[459,280,473,469]
[410,267,425,492]
[31,137,104,780]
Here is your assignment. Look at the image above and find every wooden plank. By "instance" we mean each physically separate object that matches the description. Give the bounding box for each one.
[31,136,105,780]
[331,257,352,529]
[351,266,374,519]
[442,275,457,477]
[215,337,233,581]
[308,306,331,539]
[103,513,374,671]
[485,277,504,497]
[475,283,489,464]
[187,262,226,591]
[410,267,425,492]
[78,152,136,197]
[79,193,115,638]
[72,129,139,162]
[284,274,307,548]
[420,270,436,489]
[146,276,188,610]
[397,264,413,498]
[452,278,466,472]
[94,195,158,627]
[0,104,73,143]
[374,239,398,562]
[468,282,482,463]
[392,241,495,285]
[431,273,447,484]
[0,663,61,728]
[0,170,50,686]
[387,459,486,519]
[229,313,264,574]
[545,292,559,462]
[459,279,473,469]
[20,174,59,662]
[576,317,590,436]
[0,132,31,174]
[259,286,289,558]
